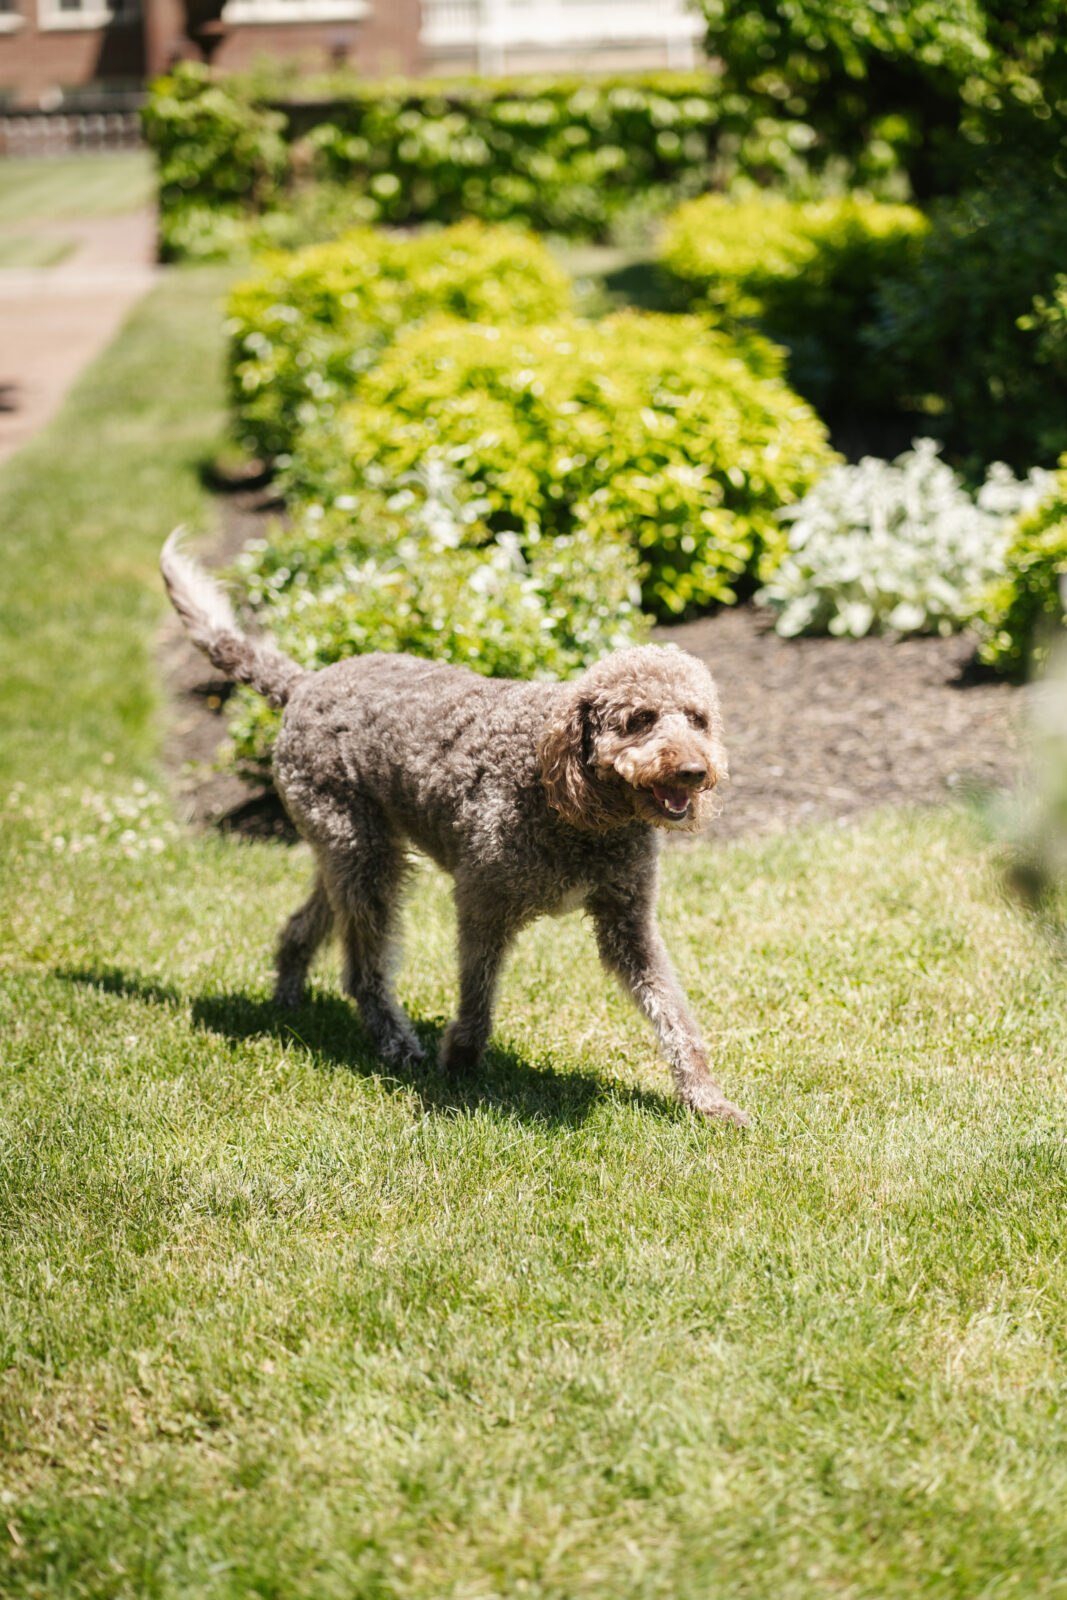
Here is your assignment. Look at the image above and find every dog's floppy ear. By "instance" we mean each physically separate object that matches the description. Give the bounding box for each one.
[538,688,625,831]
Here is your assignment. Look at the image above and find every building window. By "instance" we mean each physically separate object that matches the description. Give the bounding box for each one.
[220,0,367,23]
[37,0,140,28]
[0,0,23,32]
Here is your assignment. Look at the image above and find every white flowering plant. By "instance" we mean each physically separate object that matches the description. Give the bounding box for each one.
[757,439,1054,639]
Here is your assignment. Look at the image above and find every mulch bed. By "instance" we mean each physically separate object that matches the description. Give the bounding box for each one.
[160,485,1025,845]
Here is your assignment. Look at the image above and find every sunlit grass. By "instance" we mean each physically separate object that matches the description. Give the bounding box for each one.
[0,233,73,269]
[0,152,153,225]
[2,265,1067,1599]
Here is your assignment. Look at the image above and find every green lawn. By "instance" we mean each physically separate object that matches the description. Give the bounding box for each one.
[0,153,154,225]
[0,233,73,269]
[3,269,1067,1598]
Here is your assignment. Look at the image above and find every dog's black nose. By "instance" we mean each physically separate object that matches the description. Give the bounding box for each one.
[675,764,706,787]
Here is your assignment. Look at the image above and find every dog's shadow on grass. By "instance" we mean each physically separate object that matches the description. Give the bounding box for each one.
[59,966,680,1130]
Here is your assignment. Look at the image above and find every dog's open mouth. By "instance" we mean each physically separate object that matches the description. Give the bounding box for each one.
[648,783,693,820]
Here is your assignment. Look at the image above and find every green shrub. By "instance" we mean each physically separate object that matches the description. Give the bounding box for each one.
[1023,274,1067,372]
[153,184,383,264]
[981,465,1067,677]
[700,0,1067,199]
[227,221,574,460]
[868,179,1067,471]
[659,192,928,413]
[142,63,288,261]
[286,311,833,618]
[227,468,646,771]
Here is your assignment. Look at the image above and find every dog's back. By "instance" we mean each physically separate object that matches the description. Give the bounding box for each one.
[275,652,565,876]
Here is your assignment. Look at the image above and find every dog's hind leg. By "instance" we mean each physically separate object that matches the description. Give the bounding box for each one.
[274,874,334,1007]
[318,804,424,1067]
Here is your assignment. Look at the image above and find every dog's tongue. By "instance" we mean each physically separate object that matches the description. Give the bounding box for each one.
[652,784,690,814]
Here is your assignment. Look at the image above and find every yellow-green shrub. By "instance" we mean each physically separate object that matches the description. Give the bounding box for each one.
[287,311,834,617]
[227,221,574,459]
[659,193,928,412]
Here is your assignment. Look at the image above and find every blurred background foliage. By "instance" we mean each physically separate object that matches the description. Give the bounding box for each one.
[141,0,1067,692]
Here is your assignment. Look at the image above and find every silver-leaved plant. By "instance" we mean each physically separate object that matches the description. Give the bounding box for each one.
[757,438,1053,638]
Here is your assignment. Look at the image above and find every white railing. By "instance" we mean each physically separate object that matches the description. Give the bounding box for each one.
[0,111,142,157]
[421,0,703,66]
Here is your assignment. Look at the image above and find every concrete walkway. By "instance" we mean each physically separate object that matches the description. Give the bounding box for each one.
[0,208,158,464]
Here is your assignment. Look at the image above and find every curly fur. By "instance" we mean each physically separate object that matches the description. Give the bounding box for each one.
[162,535,747,1126]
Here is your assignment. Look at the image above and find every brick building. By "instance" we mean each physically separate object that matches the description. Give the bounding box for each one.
[0,0,421,109]
[0,0,701,111]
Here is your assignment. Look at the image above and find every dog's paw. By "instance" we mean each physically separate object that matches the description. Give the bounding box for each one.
[684,1081,750,1128]
[439,1022,482,1076]
[381,1032,426,1068]
[704,1098,750,1129]
[273,975,306,1008]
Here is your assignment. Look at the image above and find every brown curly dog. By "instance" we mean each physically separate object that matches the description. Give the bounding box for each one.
[161,533,747,1126]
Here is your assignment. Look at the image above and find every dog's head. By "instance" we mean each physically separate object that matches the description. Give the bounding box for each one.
[538,645,728,833]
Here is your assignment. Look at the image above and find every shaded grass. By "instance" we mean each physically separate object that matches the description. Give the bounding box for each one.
[3,264,1067,1598]
[0,153,153,224]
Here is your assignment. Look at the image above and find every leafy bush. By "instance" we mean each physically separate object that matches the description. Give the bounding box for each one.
[141,63,288,261]
[700,0,1067,199]
[151,184,383,264]
[1024,275,1067,375]
[757,439,1053,638]
[867,179,1067,470]
[227,466,646,771]
[659,193,928,412]
[980,467,1067,677]
[283,311,833,619]
[227,221,573,460]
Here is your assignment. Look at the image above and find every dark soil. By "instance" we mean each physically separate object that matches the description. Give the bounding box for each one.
[160,488,1025,846]
[663,609,1020,842]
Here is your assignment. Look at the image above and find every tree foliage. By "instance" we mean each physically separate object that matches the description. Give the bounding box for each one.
[701,0,1067,194]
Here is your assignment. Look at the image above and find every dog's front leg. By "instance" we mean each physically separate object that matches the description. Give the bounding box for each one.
[588,888,748,1127]
[440,893,522,1075]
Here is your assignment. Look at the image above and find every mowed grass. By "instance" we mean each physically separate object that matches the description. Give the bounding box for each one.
[3,271,1067,1599]
[0,153,154,225]
[0,234,73,270]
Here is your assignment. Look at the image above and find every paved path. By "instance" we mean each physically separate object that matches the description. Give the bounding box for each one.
[0,209,158,464]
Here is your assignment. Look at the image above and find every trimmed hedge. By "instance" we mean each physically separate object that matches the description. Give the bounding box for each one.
[659,193,928,413]
[227,221,574,460]
[301,74,718,235]
[285,310,834,618]
[145,63,723,256]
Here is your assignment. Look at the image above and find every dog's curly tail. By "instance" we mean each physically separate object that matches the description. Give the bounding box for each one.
[160,529,305,709]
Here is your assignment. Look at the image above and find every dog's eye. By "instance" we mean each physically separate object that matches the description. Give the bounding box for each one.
[687,710,709,730]
[628,709,657,732]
